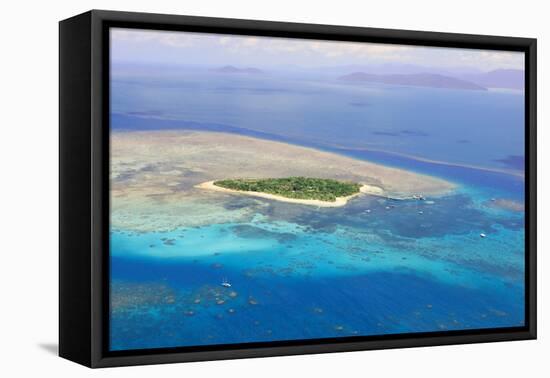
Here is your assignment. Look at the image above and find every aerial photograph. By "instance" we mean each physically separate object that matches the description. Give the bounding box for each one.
[109,28,525,351]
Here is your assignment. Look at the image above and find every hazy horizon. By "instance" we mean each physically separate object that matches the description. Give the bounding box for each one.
[111,28,524,74]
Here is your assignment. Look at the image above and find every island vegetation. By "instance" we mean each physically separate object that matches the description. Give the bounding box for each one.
[213,177,362,202]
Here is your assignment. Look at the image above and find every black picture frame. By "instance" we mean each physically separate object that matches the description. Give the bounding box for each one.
[59,9,537,368]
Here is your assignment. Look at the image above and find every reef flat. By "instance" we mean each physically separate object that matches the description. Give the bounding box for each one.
[111,130,455,231]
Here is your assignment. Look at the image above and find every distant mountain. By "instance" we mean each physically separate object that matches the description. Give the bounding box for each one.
[339,72,487,91]
[460,69,524,90]
[213,65,264,74]
[320,63,484,76]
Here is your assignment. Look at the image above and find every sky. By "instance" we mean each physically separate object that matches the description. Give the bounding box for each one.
[110,27,524,72]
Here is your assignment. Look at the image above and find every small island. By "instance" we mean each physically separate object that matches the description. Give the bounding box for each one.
[196,177,377,207]
[216,177,361,201]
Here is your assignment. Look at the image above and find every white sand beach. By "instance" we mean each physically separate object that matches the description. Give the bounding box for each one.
[195,180,385,207]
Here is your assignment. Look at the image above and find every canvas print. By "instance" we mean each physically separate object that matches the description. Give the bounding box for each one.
[109,28,525,351]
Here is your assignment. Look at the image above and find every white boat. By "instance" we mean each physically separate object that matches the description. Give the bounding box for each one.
[480,233,487,238]
[221,278,232,288]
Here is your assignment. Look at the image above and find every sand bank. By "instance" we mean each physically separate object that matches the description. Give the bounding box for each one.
[110,130,456,231]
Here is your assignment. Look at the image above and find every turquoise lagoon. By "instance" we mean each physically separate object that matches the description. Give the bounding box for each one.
[110,70,525,351]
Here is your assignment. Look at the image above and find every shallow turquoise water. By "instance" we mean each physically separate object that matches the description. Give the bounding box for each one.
[110,173,525,350]
[109,70,525,351]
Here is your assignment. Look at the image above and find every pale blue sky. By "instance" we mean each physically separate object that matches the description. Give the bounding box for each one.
[111,27,524,72]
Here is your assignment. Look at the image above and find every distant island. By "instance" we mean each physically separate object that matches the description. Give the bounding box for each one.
[213,65,264,74]
[196,177,379,207]
[339,72,487,91]
[459,69,524,90]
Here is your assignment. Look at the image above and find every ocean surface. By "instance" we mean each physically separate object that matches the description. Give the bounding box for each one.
[111,66,525,172]
[109,67,525,351]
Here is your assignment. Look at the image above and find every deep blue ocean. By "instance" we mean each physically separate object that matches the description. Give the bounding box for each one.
[109,68,525,351]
